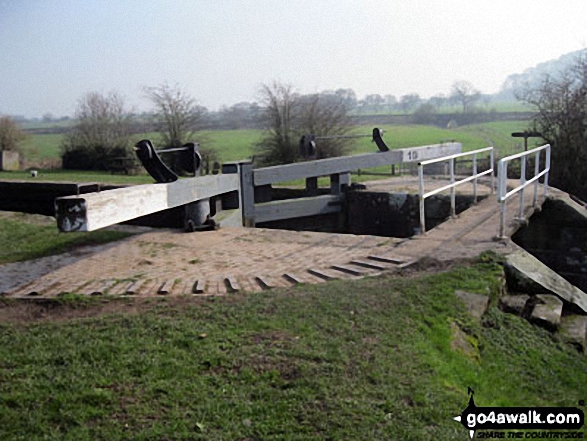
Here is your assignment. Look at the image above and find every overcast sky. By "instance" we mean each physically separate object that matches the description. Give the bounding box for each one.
[1,0,586,118]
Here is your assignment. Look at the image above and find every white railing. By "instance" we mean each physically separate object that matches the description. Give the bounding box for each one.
[418,147,494,234]
[497,144,551,238]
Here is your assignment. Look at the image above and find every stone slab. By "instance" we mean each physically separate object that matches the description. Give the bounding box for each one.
[505,250,587,313]
[499,294,531,316]
[558,314,587,353]
[455,290,489,321]
[530,294,564,331]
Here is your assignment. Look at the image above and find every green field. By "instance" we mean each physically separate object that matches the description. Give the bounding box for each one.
[18,121,531,162]
[19,133,63,163]
[3,121,533,184]
[136,129,262,164]
[0,253,585,440]
[350,122,529,156]
[0,169,156,185]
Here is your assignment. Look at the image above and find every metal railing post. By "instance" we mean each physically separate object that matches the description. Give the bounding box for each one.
[418,163,426,234]
[517,155,526,219]
[533,150,540,207]
[496,144,550,239]
[418,146,493,234]
[498,159,506,238]
[472,153,478,203]
[490,149,495,194]
[545,146,551,196]
[450,158,456,218]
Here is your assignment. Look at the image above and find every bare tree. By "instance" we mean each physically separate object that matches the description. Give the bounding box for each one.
[0,115,27,152]
[255,82,300,166]
[145,83,206,149]
[450,80,481,113]
[61,92,133,170]
[255,82,354,166]
[297,91,354,159]
[517,52,587,199]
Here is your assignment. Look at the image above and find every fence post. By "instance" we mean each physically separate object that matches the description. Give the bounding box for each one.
[418,163,426,234]
[449,158,456,218]
[330,172,350,195]
[490,149,495,194]
[545,146,551,197]
[498,159,506,238]
[517,155,526,220]
[221,161,255,227]
[472,153,478,203]
[533,150,540,207]
[306,177,318,196]
[239,162,255,227]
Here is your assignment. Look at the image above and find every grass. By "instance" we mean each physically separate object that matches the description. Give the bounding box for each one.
[133,129,262,164]
[4,121,533,186]
[199,129,262,163]
[0,213,134,264]
[0,169,156,185]
[351,122,532,156]
[0,258,585,440]
[19,133,63,162]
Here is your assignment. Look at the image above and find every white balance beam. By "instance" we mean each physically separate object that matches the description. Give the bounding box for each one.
[253,143,462,186]
[55,174,240,232]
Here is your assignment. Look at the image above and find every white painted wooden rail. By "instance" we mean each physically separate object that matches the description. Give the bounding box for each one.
[55,174,239,232]
[254,142,462,185]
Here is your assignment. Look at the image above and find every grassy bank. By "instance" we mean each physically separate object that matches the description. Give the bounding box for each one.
[0,213,134,264]
[0,258,585,440]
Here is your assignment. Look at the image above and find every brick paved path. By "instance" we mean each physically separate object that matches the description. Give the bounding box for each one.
[3,178,544,299]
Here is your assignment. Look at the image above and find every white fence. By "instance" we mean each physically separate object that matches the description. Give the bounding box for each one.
[497,144,551,238]
[418,147,494,234]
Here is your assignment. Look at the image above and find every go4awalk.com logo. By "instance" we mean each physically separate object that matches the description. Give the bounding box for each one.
[453,388,585,439]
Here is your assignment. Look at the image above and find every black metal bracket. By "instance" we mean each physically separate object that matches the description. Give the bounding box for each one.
[135,140,202,183]
[372,128,388,152]
[299,134,317,160]
[299,127,389,159]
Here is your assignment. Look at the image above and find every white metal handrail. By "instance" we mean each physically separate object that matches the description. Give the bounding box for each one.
[497,144,551,238]
[418,146,494,234]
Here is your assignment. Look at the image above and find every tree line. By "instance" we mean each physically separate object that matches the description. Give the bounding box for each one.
[52,82,359,171]
[54,79,487,170]
[1,54,586,201]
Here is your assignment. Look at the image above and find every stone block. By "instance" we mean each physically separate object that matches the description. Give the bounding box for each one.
[499,294,531,316]
[529,294,564,332]
[558,314,587,353]
[0,150,19,171]
[455,290,489,321]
